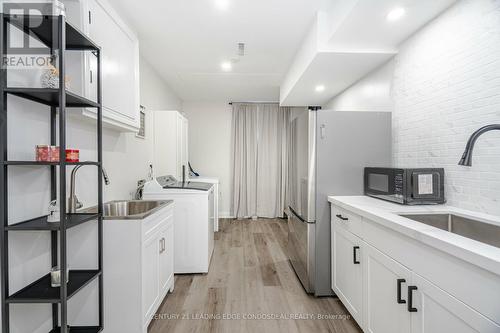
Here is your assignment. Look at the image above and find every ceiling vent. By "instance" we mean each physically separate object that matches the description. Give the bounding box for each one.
[231,42,245,64]
[238,42,245,57]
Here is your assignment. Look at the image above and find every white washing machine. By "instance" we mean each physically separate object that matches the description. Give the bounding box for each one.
[190,176,220,232]
[143,175,215,274]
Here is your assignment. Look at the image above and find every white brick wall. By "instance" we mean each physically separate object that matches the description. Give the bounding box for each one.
[393,0,500,215]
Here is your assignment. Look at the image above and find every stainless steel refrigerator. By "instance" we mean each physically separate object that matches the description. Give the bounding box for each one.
[287,109,391,296]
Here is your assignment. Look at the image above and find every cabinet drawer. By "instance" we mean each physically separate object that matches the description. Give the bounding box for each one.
[331,205,363,236]
[142,205,173,239]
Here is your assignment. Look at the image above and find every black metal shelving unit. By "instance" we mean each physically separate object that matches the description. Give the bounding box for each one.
[0,13,103,333]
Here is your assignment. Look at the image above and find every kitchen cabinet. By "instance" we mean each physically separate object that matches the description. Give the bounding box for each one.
[141,211,174,332]
[363,243,411,333]
[331,203,500,333]
[153,110,189,179]
[208,189,215,258]
[411,273,500,333]
[177,115,189,179]
[331,224,363,325]
[104,202,174,333]
[159,220,174,293]
[142,233,161,324]
[63,0,140,132]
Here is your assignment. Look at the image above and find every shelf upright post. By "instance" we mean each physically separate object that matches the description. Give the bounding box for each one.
[0,12,10,333]
[96,46,104,329]
[57,14,68,333]
[50,109,58,330]
[50,17,59,330]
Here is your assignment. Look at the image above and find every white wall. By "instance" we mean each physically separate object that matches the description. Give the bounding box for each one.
[323,0,500,216]
[62,56,182,212]
[323,59,394,112]
[3,55,182,332]
[183,101,232,217]
[392,0,500,215]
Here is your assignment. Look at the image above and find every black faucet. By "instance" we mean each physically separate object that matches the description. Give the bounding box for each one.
[458,124,500,166]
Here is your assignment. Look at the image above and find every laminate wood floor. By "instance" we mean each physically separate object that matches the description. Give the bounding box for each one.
[148,218,362,333]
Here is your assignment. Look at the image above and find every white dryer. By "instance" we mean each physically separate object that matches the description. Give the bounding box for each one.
[143,175,214,273]
[190,176,220,231]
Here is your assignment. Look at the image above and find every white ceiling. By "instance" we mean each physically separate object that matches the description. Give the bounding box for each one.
[280,0,457,106]
[326,0,458,51]
[109,0,334,102]
[282,51,395,106]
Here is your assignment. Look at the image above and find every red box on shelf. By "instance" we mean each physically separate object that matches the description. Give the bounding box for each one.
[36,145,50,162]
[66,149,80,163]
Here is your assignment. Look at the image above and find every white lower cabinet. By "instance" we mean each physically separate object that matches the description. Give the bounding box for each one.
[331,204,500,333]
[159,221,174,293]
[141,212,175,332]
[332,225,363,324]
[363,243,411,333]
[142,233,161,326]
[104,203,174,333]
[411,273,500,333]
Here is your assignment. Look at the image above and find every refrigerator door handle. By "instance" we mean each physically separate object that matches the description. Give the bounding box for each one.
[320,124,326,139]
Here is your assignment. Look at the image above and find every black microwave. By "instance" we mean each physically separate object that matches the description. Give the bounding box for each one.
[364,168,445,205]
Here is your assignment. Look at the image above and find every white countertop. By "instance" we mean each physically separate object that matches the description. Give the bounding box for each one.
[328,196,500,276]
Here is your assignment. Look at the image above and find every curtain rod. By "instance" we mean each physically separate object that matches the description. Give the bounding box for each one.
[228,101,280,105]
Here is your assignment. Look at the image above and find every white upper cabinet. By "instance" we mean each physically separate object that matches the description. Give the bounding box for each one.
[152,110,189,179]
[63,0,140,132]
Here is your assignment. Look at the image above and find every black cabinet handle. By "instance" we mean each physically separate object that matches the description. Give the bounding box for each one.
[336,214,348,221]
[353,246,360,264]
[397,279,406,304]
[408,286,418,312]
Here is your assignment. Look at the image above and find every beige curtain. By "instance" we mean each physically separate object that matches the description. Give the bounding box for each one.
[230,103,290,218]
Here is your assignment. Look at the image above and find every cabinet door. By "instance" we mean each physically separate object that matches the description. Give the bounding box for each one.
[182,117,189,171]
[363,243,411,333]
[86,0,139,129]
[207,189,215,263]
[332,225,363,324]
[410,273,500,333]
[142,233,160,322]
[175,114,182,179]
[175,114,188,180]
[153,111,178,176]
[159,217,174,293]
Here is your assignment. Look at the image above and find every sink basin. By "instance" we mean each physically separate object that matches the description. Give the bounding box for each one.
[82,200,171,220]
[399,213,500,249]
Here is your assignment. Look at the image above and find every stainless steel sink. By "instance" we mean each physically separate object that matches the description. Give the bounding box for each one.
[399,213,500,249]
[82,200,172,220]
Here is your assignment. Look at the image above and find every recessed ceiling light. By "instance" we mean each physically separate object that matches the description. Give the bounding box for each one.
[386,7,406,22]
[315,85,325,92]
[221,61,232,71]
[215,0,230,11]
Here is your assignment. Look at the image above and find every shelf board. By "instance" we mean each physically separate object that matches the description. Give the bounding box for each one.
[4,14,99,51]
[4,161,100,166]
[5,88,100,108]
[49,326,102,333]
[6,270,101,304]
[6,213,99,231]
